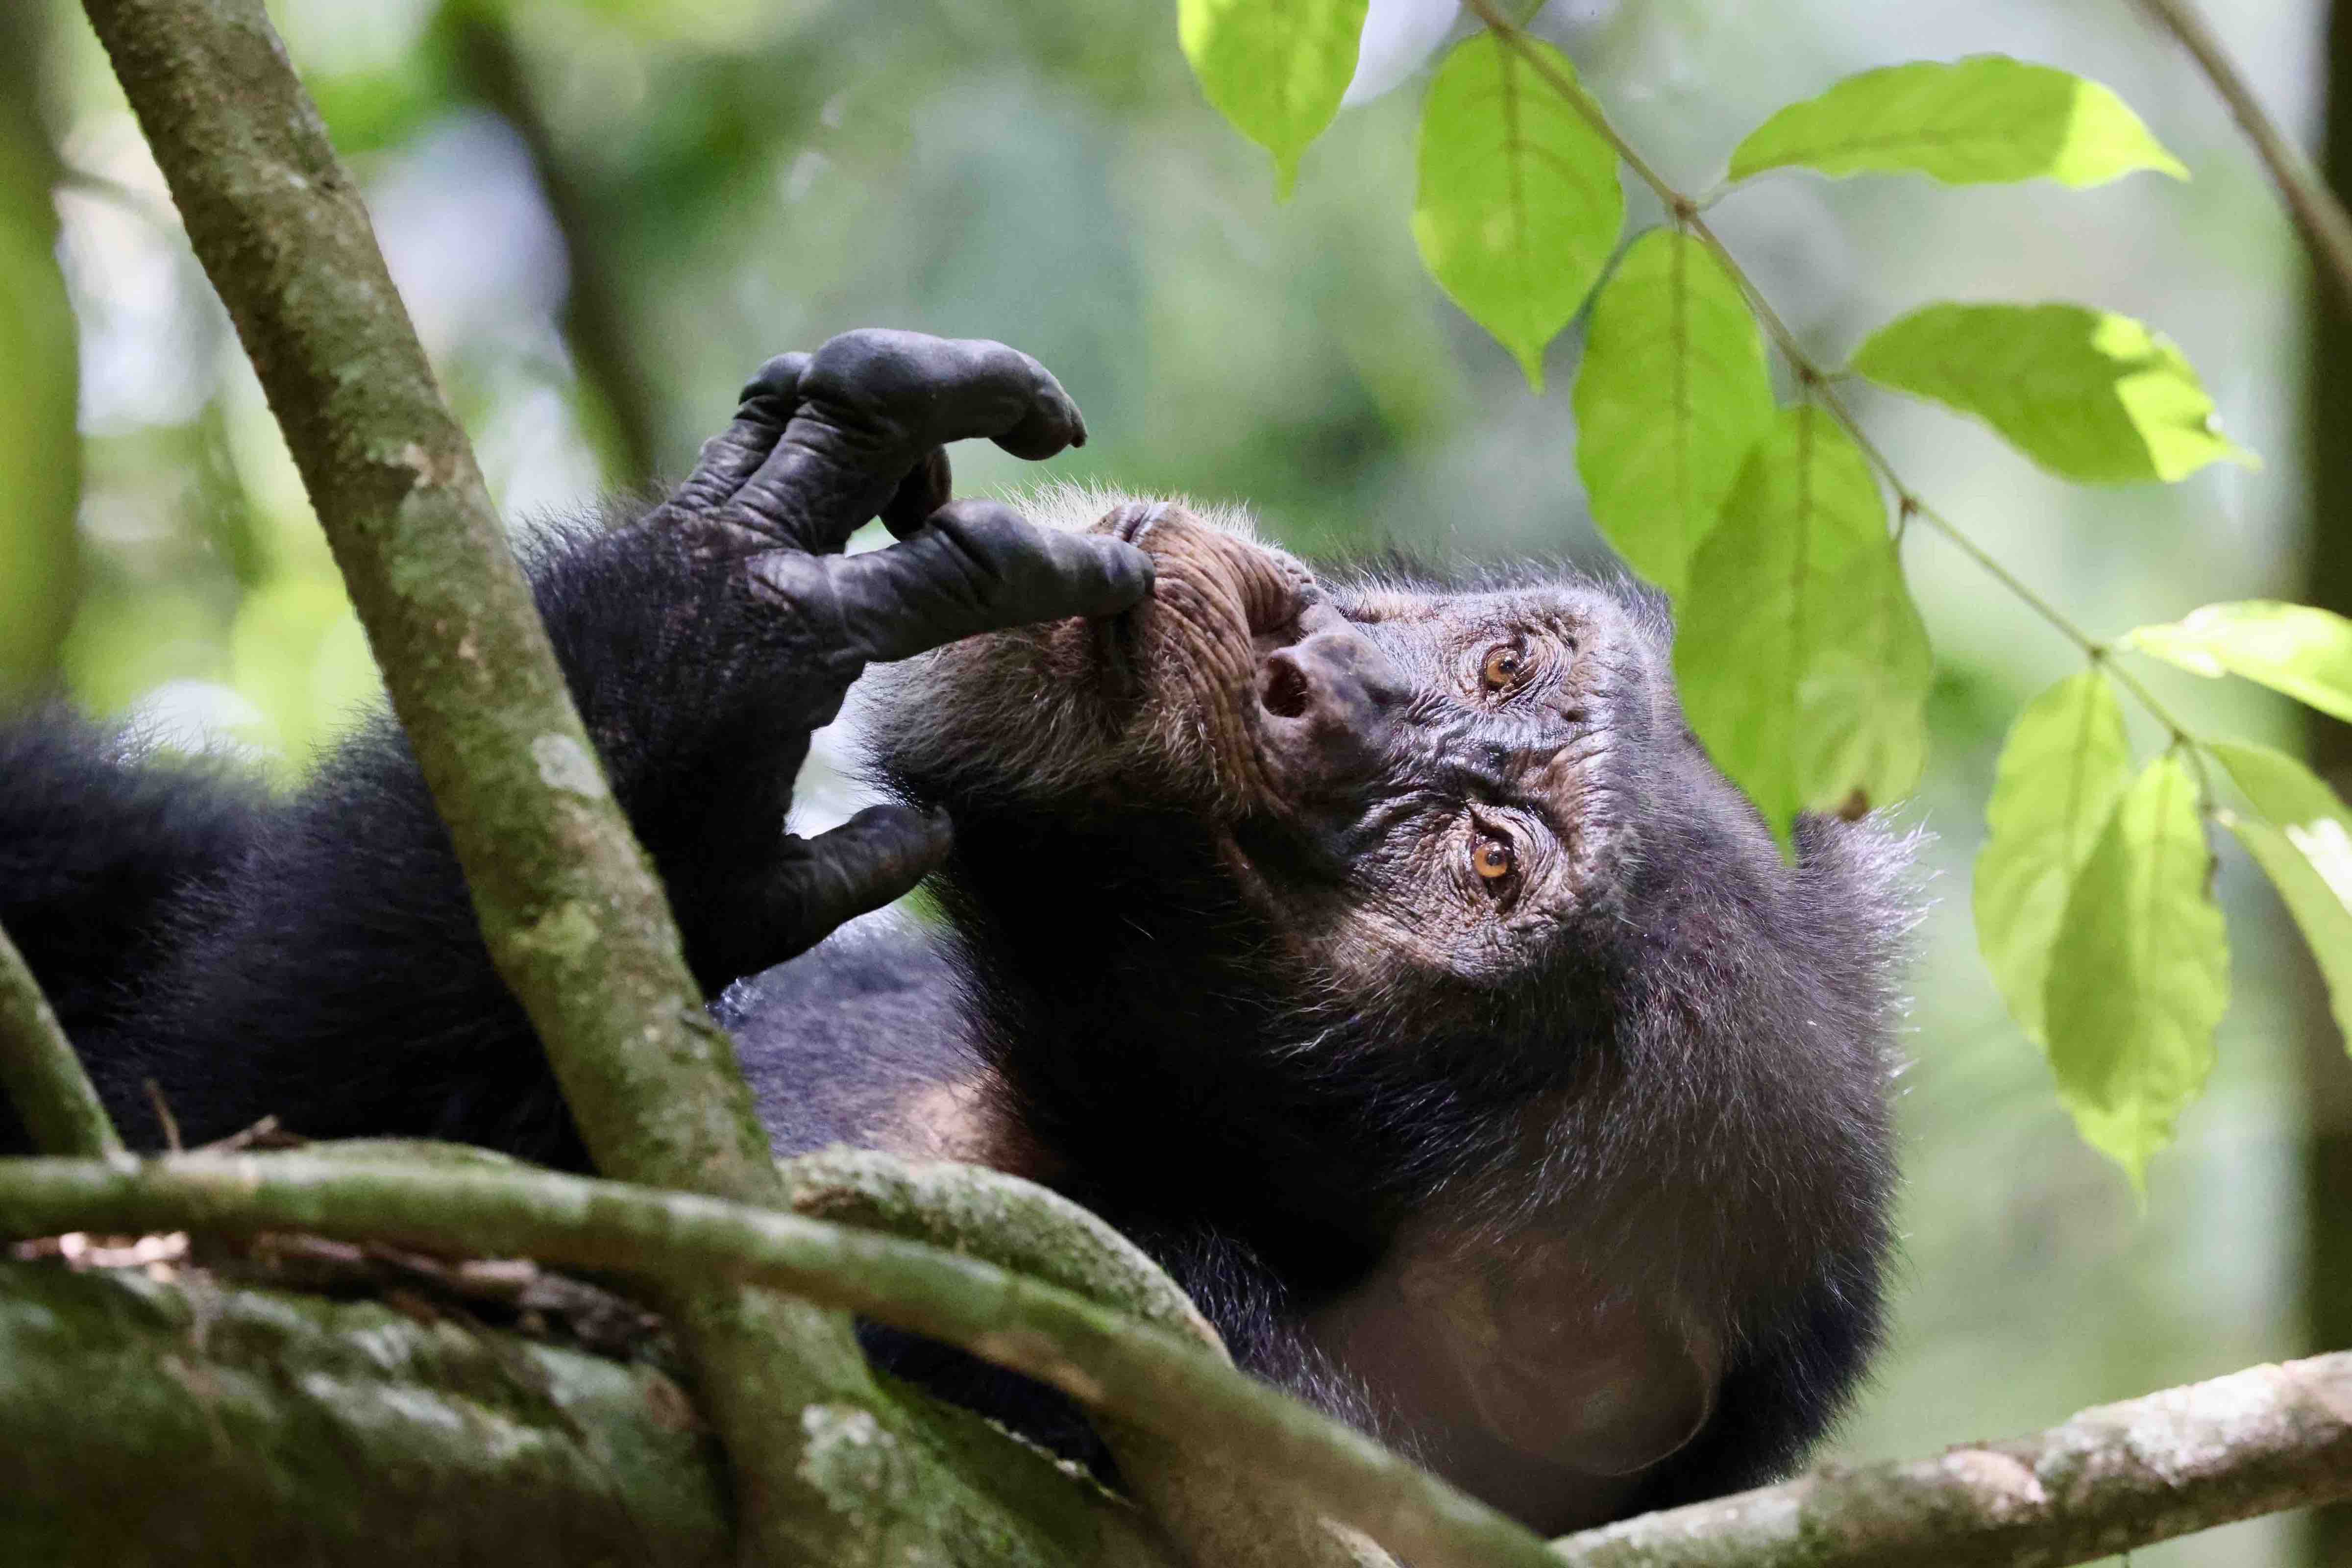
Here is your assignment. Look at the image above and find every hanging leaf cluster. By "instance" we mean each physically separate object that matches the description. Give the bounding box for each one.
[1177,12,2342,1188]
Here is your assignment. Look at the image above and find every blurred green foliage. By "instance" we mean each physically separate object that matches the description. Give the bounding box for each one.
[0,0,2332,1560]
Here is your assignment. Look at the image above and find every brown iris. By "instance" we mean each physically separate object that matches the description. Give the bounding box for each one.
[1481,643,1527,693]
[1472,839,1516,881]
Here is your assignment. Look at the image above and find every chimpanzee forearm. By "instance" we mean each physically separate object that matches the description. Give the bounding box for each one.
[33,331,1147,1164]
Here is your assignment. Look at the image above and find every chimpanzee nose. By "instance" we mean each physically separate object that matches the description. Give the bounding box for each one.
[1256,621,1408,788]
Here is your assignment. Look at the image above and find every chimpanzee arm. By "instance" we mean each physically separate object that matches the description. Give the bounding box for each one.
[15,331,1149,1162]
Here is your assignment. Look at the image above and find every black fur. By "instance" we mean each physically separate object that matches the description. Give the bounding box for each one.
[0,331,1909,1534]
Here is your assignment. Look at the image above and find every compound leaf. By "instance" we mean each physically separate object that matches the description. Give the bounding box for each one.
[2043,753,2227,1190]
[2120,601,2352,724]
[1974,669,2133,1046]
[2210,740,2352,1053]
[1676,405,1929,845]
[1728,55,2186,187]
[1413,31,1623,391]
[1851,302,2254,484]
[1572,228,1775,596]
[1179,0,1370,197]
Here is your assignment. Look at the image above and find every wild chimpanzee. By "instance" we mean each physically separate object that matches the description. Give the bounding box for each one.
[0,330,1910,1533]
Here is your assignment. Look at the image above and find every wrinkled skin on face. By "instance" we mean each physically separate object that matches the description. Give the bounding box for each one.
[869,495,1653,1004]
[861,490,1906,1531]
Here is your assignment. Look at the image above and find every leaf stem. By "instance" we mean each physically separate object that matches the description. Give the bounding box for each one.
[1456,0,2211,765]
[2131,0,2352,316]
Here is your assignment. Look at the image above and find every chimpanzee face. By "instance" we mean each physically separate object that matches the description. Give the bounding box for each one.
[862,490,1693,1009]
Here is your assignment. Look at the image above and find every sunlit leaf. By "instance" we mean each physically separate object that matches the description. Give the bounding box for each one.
[2120,601,2352,724]
[1850,302,2254,484]
[2209,740,2352,1053]
[1675,405,1929,844]
[1571,228,1775,596]
[1179,0,1370,198]
[1974,669,2133,1046]
[1411,32,1623,392]
[1728,55,2186,188]
[2043,753,2227,1190]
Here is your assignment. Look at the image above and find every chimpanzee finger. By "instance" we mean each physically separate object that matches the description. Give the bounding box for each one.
[645,351,810,526]
[751,499,1152,666]
[763,805,954,962]
[879,447,953,541]
[720,330,1086,554]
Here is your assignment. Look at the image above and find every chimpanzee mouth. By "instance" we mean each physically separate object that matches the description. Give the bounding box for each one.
[1086,499,1313,687]
[1075,499,1324,816]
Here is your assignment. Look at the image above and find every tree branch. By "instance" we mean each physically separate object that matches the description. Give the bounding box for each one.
[66,3,871,1556]
[1553,1352,2352,1567]
[0,1152,1560,1568]
[782,1148,1397,1568]
[2133,0,2352,315]
[0,921,119,1158]
[444,1,663,483]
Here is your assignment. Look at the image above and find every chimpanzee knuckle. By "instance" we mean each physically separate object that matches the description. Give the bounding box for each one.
[737,350,811,411]
[797,330,1077,456]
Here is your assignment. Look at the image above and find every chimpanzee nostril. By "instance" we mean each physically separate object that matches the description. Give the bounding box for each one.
[1262,653,1313,719]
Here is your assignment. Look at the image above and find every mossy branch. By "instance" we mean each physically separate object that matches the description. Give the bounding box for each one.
[0,920,119,1158]
[67,2,865,1556]
[0,1152,1560,1568]
[782,1148,1397,1568]
[1553,1351,2352,1567]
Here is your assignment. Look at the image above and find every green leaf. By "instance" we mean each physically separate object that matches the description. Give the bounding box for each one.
[1411,32,1624,391]
[1178,0,1370,198]
[2119,601,2352,724]
[1973,670,2133,1046]
[1675,405,1930,843]
[1571,228,1776,596]
[2209,740,2352,1053]
[1850,302,2255,484]
[1727,55,2187,187]
[2043,754,2227,1190]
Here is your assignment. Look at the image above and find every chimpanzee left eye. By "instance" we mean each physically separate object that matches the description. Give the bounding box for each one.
[1480,641,1530,694]
[1471,837,1516,883]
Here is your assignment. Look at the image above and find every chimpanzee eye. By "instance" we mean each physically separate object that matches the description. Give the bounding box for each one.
[1480,642,1529,694]
[1471,838,1516,882]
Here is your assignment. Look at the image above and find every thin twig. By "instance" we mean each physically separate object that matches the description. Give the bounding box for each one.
[2133,0,2352,316]
[0,920,122,1158]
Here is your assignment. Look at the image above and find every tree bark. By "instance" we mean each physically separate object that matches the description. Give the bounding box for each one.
[0,919,121,1158]
[65,3,940,1558]
[2301,5,2352,1564]
[0,1151,1562,1568]
[0,1,80,708]
[1552,1352,2352,1568]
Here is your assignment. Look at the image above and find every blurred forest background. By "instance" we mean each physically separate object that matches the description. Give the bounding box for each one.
[0,0,2342,1561]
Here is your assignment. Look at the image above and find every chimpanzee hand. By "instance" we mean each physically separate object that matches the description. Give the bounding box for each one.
[638,329,1153,972]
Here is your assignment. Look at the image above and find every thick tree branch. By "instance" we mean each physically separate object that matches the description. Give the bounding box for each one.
[0,1152,1561,1568]
[66,3,877,1557]
[1553,1352,2352,1567]
[2134,0,2352,315]
[0,1,82,707]
[782,1149,1396,1568]
[0,921,119,1158]
[0,1253,1177,1568]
